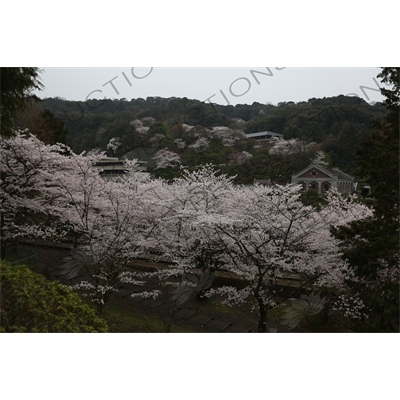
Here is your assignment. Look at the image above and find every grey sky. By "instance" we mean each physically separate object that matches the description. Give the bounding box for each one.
[35,67,386,106]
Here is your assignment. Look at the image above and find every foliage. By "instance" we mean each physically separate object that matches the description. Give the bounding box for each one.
[229,151,252,166]
[140,165,372,332]
[306,188,319,198]
[377,67,400,117]
[331,67,400,332]
[13,105,68,145]
[154,148,181,169]
[0,133,161,313]
[0,67,44,138]
[280,292,327,330]
[170,269,216,307]
[37,95,386,177]
[162,268,216,332]
[106,137,122,156]
[311,151,329,167]
[300,191,327,209]
[269,137,313,156]
[0,132,381,331]
[103,303,189,333]
[0,262,108,332]
[199,184,371,332]
[0,131,76,259]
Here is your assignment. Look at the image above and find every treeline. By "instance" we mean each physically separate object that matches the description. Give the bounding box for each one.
[17,95,387,180]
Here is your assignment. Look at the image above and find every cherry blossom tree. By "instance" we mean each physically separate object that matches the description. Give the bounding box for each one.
[181,124,193,133]
[197,184,373,332]
[311,150,329,167]
[269,137,307,155]
[229,151,253,165]
[106,137,121,156]
[232,118,246,127]
[189,137,210,153]
[0,131,160,313]
[121,164,373,332]
[174,138,186,149]
[187,125,209,138]
[123,166,237,328]
[130,119,149,136]
[210,126,237,147]
[1,131,376,325]
[0,130,88,258]
[60,175,161,313]
[52,155,165,313]
[152,165,235,276]
[154,148,181,169]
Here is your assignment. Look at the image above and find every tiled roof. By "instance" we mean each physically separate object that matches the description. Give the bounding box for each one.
[293,164,354,180]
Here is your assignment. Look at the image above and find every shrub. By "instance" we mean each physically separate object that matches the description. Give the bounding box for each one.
[306,189,319,198]
[0,263,108,332]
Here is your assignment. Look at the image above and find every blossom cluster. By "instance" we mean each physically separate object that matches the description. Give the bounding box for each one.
[130,119,149,136]
[1,132,380,320]
[189,137,210,153]
[332,294,369,320]
[210,126,238,147]
[153,148,181,169]
[269,137,315,155]
[131,290,161,300]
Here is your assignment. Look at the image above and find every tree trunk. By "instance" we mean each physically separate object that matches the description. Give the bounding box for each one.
[96,298,106,315]
[257,297,267,333]
[96,289,111,315]
[1,212,6,260]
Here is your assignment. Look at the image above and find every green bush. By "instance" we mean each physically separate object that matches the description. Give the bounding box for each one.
[0,263,108,332]
[306,189,319,198]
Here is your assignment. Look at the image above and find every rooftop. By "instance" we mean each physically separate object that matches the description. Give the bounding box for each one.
[246,131,283,139]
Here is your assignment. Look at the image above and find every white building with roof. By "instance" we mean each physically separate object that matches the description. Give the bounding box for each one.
[246,131,283,148]
[246,131,283,140]
[291,164,355,194]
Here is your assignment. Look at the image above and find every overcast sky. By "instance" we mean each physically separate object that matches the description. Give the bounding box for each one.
[35,67,386,106]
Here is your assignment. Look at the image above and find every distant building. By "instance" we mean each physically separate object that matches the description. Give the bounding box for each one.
[254,179,271,186]
[291,164,354,194]
[246,131,283,148]
[246,131,283,140]
[94,157,147,180]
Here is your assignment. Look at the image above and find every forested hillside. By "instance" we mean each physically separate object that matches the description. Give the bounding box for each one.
[16,95,387,183]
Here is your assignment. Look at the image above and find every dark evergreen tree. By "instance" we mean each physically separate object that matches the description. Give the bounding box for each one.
[332,67,399,332]
[1,67,44,137]
[14,106,68,145]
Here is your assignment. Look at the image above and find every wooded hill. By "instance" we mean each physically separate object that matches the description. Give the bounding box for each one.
[21,95,387,183]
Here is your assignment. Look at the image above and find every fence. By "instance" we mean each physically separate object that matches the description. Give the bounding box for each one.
[4,246,38,269]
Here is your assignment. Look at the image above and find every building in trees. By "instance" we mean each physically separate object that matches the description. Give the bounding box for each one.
[291,164,354,194]
[246,131,283,147]
[94,157,147,180]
